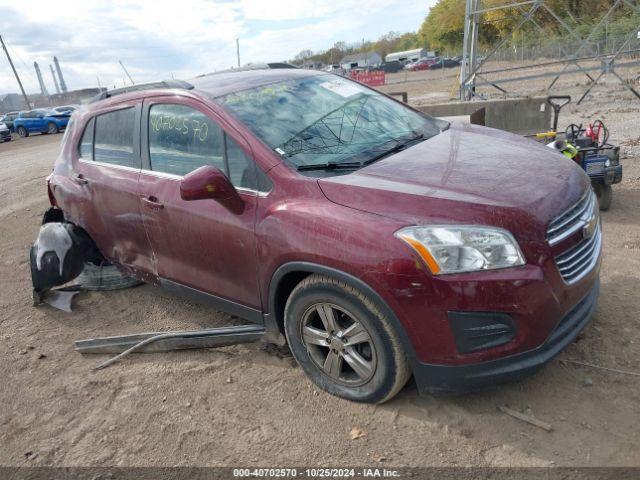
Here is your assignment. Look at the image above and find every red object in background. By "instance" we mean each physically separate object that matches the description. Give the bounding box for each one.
[409,58,439,71]
[349,70,385,86]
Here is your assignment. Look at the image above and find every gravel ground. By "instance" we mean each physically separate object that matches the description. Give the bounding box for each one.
[0,71,639,468]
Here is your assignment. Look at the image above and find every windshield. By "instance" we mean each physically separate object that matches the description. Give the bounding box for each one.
[218,75,447,171]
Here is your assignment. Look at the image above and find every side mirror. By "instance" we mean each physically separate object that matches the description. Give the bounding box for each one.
[180,165,244,213]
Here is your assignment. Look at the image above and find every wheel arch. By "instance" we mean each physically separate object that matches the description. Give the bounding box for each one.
[266,262,417,363]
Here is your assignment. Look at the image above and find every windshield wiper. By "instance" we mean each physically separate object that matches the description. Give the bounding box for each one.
[297,161,363,172]
[363,133,424,166]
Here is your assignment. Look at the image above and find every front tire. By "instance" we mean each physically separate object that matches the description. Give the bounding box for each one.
[17,126,28,137]
[284,274,410,403]
[47,122,59,134]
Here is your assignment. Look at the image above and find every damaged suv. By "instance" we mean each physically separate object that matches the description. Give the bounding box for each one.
[37,69,601,403]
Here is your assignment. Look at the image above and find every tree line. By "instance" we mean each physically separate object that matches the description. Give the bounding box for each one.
[291,0,639,65]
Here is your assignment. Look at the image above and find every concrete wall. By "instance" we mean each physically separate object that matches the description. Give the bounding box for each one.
[417,97,552,135]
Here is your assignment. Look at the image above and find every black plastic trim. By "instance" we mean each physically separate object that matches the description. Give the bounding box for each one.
[413,279,600,395]
[267,262,417,361]
[91,80,194,103]
[159,278,263,325]
[448,311,516,354]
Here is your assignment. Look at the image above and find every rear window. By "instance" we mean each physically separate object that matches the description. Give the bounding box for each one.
[78,118,94,159]
[94,108,135,167]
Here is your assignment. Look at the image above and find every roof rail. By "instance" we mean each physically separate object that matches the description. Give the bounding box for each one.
[90,80,194,103]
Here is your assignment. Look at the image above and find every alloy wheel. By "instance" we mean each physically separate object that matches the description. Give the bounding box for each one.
[48,123,57,134]
[300,303,377,386]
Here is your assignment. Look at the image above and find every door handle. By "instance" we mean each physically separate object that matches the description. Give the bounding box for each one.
[141,196,164,209]
[74,173,89,185]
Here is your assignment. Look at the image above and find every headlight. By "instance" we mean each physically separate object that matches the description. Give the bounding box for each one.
[395,226,525,274]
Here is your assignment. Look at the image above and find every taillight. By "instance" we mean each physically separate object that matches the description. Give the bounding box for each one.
[47,179,58,207]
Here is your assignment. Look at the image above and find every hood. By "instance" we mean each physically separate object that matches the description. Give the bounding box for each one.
[318,122,590,241]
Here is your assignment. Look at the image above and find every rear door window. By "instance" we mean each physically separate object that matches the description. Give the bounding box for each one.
[94,107,135,167]
[78,118,94,160]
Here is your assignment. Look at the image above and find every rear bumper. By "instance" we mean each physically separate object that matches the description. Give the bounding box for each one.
[412,278,599,395]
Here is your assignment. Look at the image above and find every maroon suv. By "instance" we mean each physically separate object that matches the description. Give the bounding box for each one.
[44,69,601,403]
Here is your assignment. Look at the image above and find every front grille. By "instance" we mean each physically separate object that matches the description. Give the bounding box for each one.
[554,221,601,284]
[547,192,595,246]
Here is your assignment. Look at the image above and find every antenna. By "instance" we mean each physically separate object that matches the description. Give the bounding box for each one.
[119,60,135,85]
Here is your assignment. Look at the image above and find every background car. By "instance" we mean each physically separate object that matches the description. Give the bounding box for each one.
[379,61,403,73]
[428,58,461,70]
[51,105,79,114]
[407,58,439,71]
[13,109,71,137]
[0,122,11,142]
[0,111,19,132]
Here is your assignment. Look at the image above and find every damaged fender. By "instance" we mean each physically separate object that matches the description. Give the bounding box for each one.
[30,216,97,306]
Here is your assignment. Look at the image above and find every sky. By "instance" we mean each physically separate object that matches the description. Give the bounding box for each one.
[0,0,435,95]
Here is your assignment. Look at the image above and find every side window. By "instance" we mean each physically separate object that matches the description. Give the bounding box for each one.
[78,118,94,160]
[225,135,271,192]
[147,103,272,192]
[94,108,135,167]
[226,135,253,188]
[148,104,224,176]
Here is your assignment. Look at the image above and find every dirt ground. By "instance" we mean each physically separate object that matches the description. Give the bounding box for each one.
[1,68,639,468]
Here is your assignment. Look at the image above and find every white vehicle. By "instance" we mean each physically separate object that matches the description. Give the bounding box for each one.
[324,64,341,73]
[0,122,11,143]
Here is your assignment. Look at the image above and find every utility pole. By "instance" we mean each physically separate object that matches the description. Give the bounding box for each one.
[119,60,135,85]
[0,34,31,110]
[236,38,240,68]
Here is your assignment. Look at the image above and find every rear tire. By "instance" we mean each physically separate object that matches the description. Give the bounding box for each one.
[47,122,59,134]
[594,183,612,211]
[17,126,28,137]
[284,274,410,403]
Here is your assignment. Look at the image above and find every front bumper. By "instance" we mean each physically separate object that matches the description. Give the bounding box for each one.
[0,129,10,141]
[412,278,599,395]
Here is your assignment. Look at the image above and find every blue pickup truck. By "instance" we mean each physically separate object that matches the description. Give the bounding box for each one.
[13,109,71,137]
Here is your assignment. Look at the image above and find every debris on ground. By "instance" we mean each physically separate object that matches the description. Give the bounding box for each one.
[498,405,553,432]
[349,427,366,440]
[561,359,640,377]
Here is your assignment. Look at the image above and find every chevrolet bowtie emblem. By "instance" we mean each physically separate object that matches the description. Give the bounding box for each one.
[582,213,598,239]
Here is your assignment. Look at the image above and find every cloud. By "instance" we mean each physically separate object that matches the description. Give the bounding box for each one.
[0,0,431,96]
